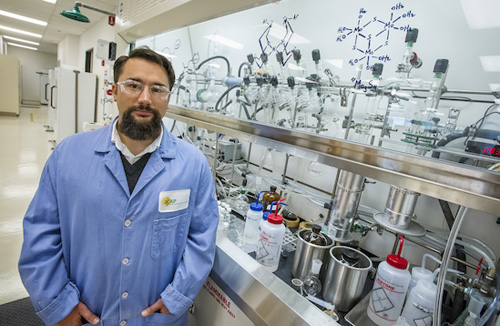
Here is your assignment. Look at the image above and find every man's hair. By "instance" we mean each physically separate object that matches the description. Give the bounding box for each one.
[113,46,175,90]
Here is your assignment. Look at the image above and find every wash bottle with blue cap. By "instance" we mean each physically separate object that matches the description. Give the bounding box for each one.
[243,190,266,245]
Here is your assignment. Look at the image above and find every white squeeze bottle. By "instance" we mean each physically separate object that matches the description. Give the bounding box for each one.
[243,190,266,245]
[256,198,287,272]
[367,236,411,326]
[401,279,437,326]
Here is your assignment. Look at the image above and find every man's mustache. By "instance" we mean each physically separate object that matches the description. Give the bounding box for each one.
[127,105,154,113]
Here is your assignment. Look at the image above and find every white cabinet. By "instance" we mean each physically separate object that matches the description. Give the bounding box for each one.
[0,54,20,115]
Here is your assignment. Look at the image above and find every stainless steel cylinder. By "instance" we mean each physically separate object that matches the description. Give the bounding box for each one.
[292,229,334,280]
[328,171,365,241]
[321,246,372,312]
[384,185,420,229]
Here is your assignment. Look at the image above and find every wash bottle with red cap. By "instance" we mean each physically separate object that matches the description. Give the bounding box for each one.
[256,198,286,272]
[367,236,411,326]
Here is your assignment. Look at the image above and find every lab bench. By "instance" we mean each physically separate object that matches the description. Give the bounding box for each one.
[189,209,377,326]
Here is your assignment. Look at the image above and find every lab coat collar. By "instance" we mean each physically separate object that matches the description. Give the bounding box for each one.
[94,117,177,198]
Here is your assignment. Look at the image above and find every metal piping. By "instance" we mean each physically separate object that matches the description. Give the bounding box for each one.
[76,1,116,17]
[327,170,365,242]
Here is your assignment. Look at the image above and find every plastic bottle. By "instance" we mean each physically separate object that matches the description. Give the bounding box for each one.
[303,259,323,296]
[407,266,434,295]
[243,191,266,245]
[303,224,328,246]
[367,236,412,326]
[261,185,280,212]
[256,198,287,272]
[234,179,249,212]
[259,211,270,232]
[401,280,437,326]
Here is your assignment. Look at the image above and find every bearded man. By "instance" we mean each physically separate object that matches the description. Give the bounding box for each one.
[19,47,219,326]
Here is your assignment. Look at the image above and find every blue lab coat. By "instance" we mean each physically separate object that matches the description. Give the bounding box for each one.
[19,122,219,326]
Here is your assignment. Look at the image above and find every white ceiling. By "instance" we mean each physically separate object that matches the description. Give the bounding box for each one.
[0,0,117,54]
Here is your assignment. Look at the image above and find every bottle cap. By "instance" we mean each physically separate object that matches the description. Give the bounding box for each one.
[312,224,322,234]
[414,279,437,299]
[411,267,434,282]
[251,190,267,212]
[267,213,283,225]
[249,202,263,211]
[267,198,286,224]
[262,212,269,221]
[387,254,409,269]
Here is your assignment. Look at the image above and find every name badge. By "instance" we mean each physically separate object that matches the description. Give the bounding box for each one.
[158,189,190,213]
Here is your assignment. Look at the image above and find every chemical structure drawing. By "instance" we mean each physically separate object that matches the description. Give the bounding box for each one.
[160,39,182,58]
[182,51,200,73]
[253,14,299,69]
[337,2,416,70]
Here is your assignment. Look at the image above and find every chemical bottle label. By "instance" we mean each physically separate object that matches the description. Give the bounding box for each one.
[402,301,433,326]
[368,274,407,323]
[256,231,280,267]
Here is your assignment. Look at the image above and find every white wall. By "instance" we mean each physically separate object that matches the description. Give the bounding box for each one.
[7,47,57,103]
[78,16,120,123]
[56,16,130,123]
[58,35,80,69]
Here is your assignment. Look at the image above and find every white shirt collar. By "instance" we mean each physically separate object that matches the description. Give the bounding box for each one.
[111,119,163,165]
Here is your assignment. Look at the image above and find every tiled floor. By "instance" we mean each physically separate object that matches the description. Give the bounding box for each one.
[0,105,52,305]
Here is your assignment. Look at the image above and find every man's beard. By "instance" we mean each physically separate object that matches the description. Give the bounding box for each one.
[118,105,162,141]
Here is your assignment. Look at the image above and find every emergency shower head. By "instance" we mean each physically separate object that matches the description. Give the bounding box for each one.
[60,1,115,23]
[60,5,89,23]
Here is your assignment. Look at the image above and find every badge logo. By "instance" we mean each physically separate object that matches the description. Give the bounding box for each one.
[158,190,190,213]
[161,197,176,207]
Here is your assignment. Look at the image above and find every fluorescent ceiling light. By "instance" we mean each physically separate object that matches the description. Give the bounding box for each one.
[204,34,243,50]
[479,56,500,72]
[460,0,500,30]
[3,35,39,46]
[268,23,310,45]
[43,0,57,3]
[325,59,344,70]
[0,25,42,38]
[0,10,47,26]
[7,42,37,51]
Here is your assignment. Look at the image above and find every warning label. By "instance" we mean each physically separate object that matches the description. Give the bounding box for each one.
[202,279,236,319]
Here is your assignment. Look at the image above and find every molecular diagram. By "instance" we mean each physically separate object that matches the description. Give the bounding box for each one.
[160,39,182,58]
[252,14,299,69]
[337,2,416,70]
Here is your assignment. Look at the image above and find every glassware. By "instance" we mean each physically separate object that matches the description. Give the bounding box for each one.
[303,259,323,296]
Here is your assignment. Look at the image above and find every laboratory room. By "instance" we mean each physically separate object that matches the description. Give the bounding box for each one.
[0,0,499,325]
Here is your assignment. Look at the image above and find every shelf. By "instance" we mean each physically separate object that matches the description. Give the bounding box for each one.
[166,105,500,216]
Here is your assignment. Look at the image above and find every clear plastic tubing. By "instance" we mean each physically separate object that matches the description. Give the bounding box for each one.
[433,206,468,326]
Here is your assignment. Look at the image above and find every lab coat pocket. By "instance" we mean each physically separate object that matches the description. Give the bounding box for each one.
[151,213,186,260]
[145,312,187,325]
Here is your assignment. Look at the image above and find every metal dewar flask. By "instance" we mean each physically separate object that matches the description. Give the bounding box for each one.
[321,246,372,312]
[292,228,334,280]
